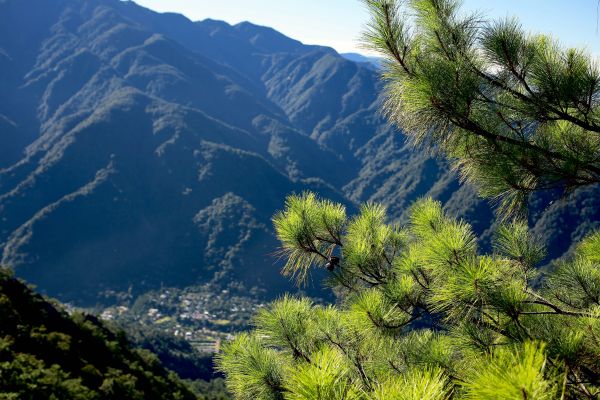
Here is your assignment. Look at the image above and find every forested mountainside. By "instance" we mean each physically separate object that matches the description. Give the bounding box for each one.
[0,269,202,399]
[0,0,598,305]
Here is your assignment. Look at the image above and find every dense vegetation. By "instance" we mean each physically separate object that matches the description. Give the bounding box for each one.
[123,328,231,399]
[121,324,217,381]
[218,0,600,399]
[0,268,200,399]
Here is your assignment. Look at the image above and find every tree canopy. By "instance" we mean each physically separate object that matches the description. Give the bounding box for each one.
[362,0,600,215]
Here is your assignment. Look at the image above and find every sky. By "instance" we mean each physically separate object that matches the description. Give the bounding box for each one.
[133,0,600,56]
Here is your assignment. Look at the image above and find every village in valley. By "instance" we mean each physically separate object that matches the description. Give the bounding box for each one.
[98,285,266,354]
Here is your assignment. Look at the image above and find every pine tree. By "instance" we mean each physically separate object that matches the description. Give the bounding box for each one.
[217,1,600,398]
[218,193,600,399]
[362,0,600,215]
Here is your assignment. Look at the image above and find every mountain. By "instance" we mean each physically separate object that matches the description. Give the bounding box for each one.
[0,0,598,306]
[0,268,198,399]
[341,52,381,69]
[0,0,353,303]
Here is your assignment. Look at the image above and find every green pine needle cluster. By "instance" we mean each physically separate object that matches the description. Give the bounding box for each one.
[361,0,600,216]
[218,193,600,399]
[273,193,346,285]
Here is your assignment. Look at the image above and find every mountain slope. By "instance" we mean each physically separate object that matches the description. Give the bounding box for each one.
[0,269,197,399]
[0,0,351,303]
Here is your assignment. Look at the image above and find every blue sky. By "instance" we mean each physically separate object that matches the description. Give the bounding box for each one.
[134,0,600,56]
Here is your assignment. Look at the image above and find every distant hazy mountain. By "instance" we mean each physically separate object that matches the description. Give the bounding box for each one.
[0,0,598,305]
[341,52,382,69]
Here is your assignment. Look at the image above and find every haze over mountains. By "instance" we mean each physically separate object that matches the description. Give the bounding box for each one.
[0,0,598,305]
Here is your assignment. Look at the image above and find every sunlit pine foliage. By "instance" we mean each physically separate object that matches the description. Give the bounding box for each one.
[218,193,600,399]
[361,0,600,215]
